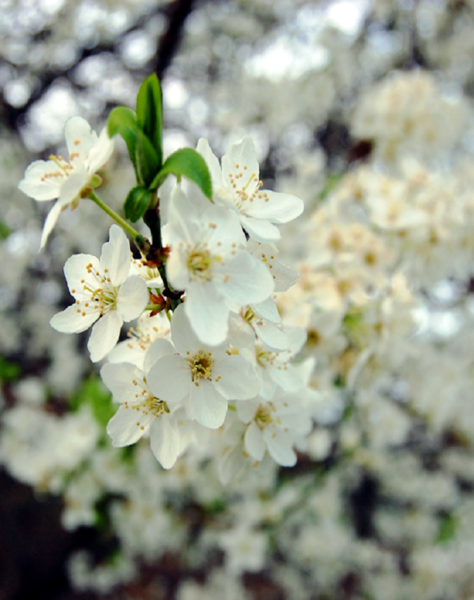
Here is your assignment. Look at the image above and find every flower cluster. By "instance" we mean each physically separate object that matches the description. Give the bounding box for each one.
[21,111,312,476]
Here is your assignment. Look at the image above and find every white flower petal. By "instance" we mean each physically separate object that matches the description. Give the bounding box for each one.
[143,338,175,373]
[150,417,181,469]
[229,315,256,351]
[18,159,63,201]
[259,371,277,400]
[244,422,266,461]
[56,167,88,206]
[251,298,281,324]
[287,326,308,355]
[189,380,227,429]
[106,405,147,447]
[239,215,281,243]
[218,251,274,306]
[147,354,191,403]
[63,253,100,299]
[65,116,98,162]
[87,128,114,174]
[270,260,299,293]
[100,225,131,287]
[88,311,123,362]
[236,400,257,424]
[168,185,200,246]
[166,245,190,290]
[116,276,149,322]
[185,281,230,346]
[218,445,246,485]
[197,138,224,191]
[263,428,297,467]
[39,201,64,249]
[100,362,140,399]
[203,205,246,251]
[213,355,260,400]
[247,190,304,224]
[254,321,289,352]
[107,340,145,369]
[50,304,99,333]
[270,364,304,393]
[170,303,203,355]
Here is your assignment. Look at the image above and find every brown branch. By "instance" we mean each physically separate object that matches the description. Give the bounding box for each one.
[155,0,196,79]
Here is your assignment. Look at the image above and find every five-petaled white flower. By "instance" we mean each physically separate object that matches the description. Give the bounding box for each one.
[197,136,304,243]
[166,186,274,346]
[251,327,307,399]
[147,304,261,429]
[18,116,114,248]
[50,225,149,362]
[102,339,186,469]
[237,388,313,467]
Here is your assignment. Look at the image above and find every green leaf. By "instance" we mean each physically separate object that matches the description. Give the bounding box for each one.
[124,186,154,223]
[203,498,227,515]
[70,375,115,427]
[136,74,163,169]
[0,221,12,240]
[149,148,212,199]
[436,512,459,544]
[0,356,21,382]
[107,107,160,187]
[107,106,138,139]
[134,134,160,188]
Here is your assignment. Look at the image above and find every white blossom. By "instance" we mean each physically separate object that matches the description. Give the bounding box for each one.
[166,186,274,345]
[50,225,149,362]
[247,326,307,400]
[102,338,186,469]
[237,388,313,467]
[197,136,303,243]
[147,304,261,429]
[18,116,114,248]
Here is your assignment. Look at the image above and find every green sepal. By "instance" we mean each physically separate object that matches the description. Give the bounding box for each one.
[89,174,103,189]
[136,74,163,169]
[124,186,154,223]
[149,148,212,199]
[107,106,160,188]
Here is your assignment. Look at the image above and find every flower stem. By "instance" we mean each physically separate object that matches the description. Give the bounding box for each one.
[146,304,165,312]
[143,202,173,294]
[88,191,140,240]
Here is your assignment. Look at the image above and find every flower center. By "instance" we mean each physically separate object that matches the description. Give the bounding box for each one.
[40,155,74,183]
[187,248,215,282]
[146,397,169,417]
[256,349,277,368]
[187,350,214,382]
[82,264,117,315]
[242,306,255,323]
[125,377,169,422]
[226,162,267,212]
[255,404,273,429]
[307,328,322,346]
[133,258,162,284]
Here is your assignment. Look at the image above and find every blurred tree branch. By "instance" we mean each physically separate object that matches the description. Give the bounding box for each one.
[0,0,197,138]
